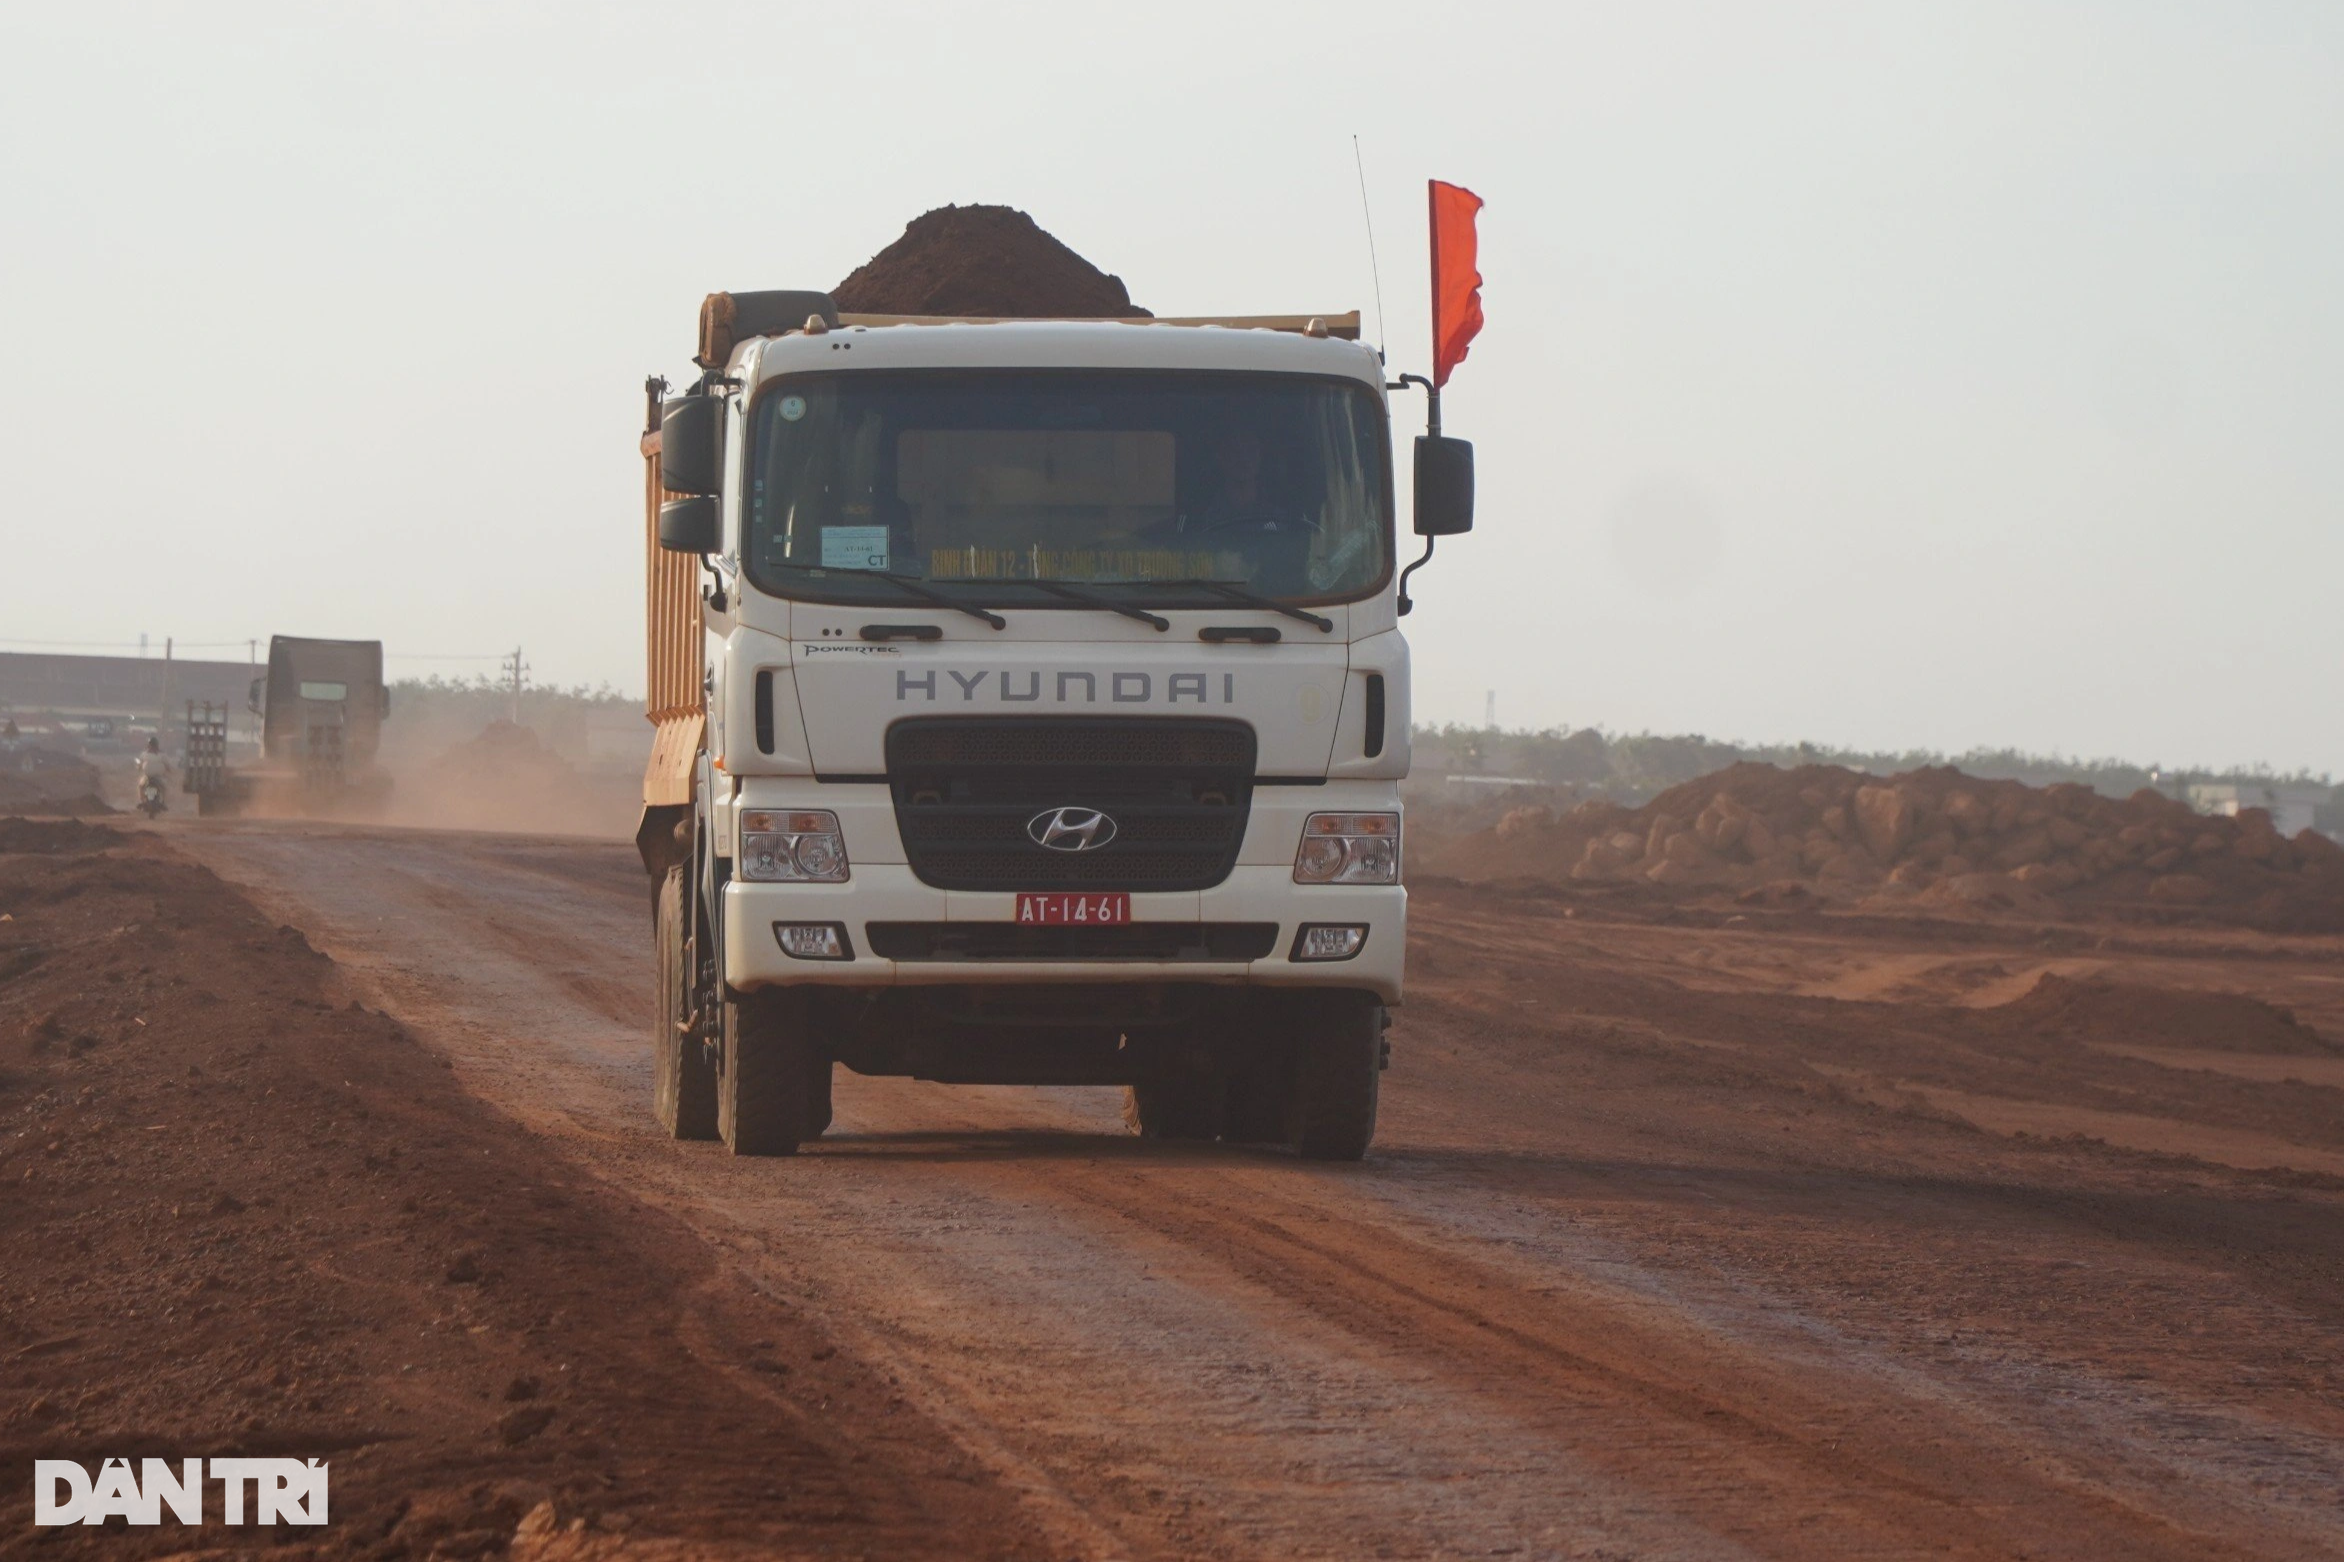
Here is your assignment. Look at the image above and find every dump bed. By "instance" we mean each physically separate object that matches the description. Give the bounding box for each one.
[641,424,702,808]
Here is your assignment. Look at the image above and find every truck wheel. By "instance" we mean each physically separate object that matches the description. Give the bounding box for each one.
[652,867,717,1140]
[719,989,819,1156]
[807,1055,835,1139]
[1288,994,1381,1162]
[1221,1053,1290,1145]
[1124,1066,1224,1141]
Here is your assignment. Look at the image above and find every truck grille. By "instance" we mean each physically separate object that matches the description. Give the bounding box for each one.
[886,717,1256,892]
[866,922,1279,962]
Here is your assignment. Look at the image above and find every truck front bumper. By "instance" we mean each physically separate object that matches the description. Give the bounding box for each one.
[722,865,1405,1005]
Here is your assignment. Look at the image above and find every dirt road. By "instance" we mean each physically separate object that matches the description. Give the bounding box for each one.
[160,820,2344,1559]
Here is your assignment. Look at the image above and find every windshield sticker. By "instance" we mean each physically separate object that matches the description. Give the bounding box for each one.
[926,547,1226,581]
[820,526,891,572]
[778,394,807,422]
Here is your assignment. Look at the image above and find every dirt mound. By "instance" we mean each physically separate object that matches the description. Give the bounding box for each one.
[1428,761,2344,930]
[0,833,1047,1557]
[0,817,118,855]
[0,783,113,816]
[833,204,1151,319]
[426,718,573,786]
[0,746,112,816]
[1991,973,2341,1056]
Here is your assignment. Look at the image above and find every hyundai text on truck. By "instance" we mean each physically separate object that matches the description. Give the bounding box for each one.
[638,288,1474,1160]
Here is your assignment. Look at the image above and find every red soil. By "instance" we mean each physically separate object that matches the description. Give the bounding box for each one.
[832,205,1151,319]
[0,822,1045,1557]
[1424,762,2344,932]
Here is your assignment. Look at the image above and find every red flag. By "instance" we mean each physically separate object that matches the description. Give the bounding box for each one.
[1429,180,1484,389]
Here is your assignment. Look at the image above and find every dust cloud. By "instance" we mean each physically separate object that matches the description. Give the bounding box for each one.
[376,720,641,839]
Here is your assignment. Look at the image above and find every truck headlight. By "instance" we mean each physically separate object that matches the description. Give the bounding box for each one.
[1293,812,1400,884]
[739,809,850,883]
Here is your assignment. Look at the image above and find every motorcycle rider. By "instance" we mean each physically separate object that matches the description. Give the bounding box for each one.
[134,736,172,813]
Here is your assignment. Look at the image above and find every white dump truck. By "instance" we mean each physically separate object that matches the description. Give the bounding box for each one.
[638,289,1474,1158]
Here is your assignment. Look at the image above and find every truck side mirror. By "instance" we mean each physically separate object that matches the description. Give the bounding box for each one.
[1413,435,1475,536]
[247,676,264,716]
[658,394,724,497]
[659,496,720,554]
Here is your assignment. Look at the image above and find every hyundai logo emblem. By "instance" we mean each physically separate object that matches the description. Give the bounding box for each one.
[1027,806,1118,852]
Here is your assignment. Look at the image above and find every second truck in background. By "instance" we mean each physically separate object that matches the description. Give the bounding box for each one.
[185,635,392,814]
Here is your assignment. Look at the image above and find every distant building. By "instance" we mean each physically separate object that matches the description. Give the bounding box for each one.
[2187,782,2331,840]
[0,651,260,745]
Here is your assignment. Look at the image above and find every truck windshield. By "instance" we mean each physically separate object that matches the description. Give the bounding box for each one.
[746,371,1390,608]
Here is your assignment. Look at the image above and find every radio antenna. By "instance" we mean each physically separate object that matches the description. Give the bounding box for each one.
[1353,134,1389,361]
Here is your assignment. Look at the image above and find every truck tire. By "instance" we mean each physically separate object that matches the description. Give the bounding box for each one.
[719,989,820,1156]
[1124,1069,1224,1141]
[652,867,717,1140]
[1221,1052,1290,1145]
[1288,993,1381,1161]
[807,1055,835,1139]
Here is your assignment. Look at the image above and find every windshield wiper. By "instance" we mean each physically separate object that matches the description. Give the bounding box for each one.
[1023,579,1169,632]
[1162,580,1333,633]
[770,564,1005,629]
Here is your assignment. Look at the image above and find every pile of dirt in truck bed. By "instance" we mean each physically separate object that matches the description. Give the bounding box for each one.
[0,745,112,816]
[832,204,1151,319]
[1425,762,2344,931]
[0,820,1043,1557]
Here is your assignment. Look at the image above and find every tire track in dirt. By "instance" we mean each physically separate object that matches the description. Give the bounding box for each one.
[1009,1161,2288,1560]
[173,821,2344,1560]
[173,827,1768,1556]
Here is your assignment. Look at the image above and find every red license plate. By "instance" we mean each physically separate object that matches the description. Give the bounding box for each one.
[1015,892,1131,925]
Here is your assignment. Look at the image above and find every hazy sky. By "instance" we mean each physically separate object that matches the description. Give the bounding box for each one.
[4,2,2339,771]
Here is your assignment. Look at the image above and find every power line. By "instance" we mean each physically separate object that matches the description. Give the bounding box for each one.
[5,637,511,663]
[0,636,249,649]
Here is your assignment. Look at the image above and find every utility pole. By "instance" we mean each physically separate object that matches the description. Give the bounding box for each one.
[500,646,529,725]
[1484,689,1496,730]
[243,638,259,749]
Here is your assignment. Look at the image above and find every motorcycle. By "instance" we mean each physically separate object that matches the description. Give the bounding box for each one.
[137,773,167,819]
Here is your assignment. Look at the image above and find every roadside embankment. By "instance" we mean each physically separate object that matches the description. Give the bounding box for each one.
[1421,762,2344,931]
[0,819,1041,1558]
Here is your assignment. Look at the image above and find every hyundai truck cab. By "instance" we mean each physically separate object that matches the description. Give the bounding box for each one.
[641,291,1475,1161]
